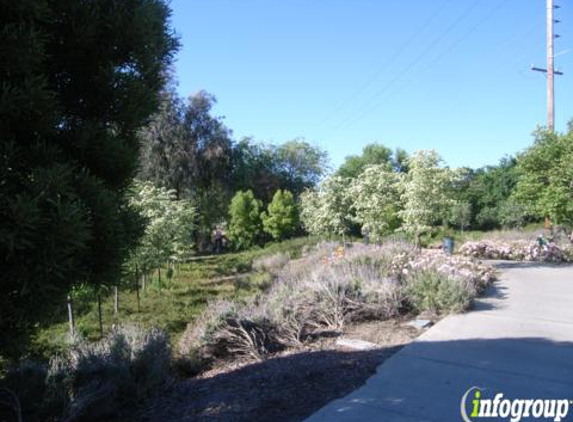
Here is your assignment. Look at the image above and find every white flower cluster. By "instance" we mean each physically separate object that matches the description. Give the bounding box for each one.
[459,240,573,262]
[398,250,496,293]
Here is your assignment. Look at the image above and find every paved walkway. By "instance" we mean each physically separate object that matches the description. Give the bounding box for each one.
[304,263,573,422]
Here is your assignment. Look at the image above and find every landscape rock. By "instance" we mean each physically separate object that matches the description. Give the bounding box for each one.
[335,338,379,351]
[406,319,433,330]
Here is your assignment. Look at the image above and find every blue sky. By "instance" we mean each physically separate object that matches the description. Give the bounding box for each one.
[169,0,572,170]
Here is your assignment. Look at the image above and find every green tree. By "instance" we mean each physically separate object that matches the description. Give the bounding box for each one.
[231,138,283,203]
[228,190,263,250]
[0,0,177,341]
[399,150,454,244]
[393,148,410,173]
[513,129,573,225]
[139,90,233,249]
[337,143,393,178]
[182,91,233,193]
[462,157,518,230]
[261,190,299,240]
[231,138,328,202]
[337,144,410,178]
[138,92,187,195]
[498,198,528,229]
[275,140,329,196]
[139,91,232,197]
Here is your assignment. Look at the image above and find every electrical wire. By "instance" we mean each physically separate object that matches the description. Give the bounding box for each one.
[328,0,483,132]
[335,0,507,131]
[318,0,453,126]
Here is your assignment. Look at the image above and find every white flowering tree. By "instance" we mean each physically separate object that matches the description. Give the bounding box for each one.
[128,181,196,279]
[399,150,455,245]
[300,175,353,237]
[349,165,403,238]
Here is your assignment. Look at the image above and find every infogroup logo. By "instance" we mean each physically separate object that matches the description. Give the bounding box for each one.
[461,387,572,422]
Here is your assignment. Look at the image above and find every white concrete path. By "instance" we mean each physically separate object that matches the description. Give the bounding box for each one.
[304,263,573,422]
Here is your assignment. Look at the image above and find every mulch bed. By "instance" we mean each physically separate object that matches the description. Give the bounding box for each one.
[143,320,420,422]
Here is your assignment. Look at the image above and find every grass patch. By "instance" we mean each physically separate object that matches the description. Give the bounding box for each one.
[25,237,319,360]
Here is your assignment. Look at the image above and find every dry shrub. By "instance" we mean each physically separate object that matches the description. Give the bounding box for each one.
[178,299,283,365]
[261,282,315,347]
[345,241,418,280]
[178,300,240,359]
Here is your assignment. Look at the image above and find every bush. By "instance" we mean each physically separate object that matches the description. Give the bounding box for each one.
[1,325,170,422]
[404,270,472,313]
[178,300,282,366]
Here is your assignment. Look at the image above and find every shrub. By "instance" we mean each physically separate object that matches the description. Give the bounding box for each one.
[178,300,240,359]
[262,283,315,346]
[344,241,418,280]
[178,300,282,365]
[1,325,170,422]
[0,361,48,422]
[404,270,472,313]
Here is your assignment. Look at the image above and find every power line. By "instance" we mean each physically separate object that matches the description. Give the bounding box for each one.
[318,0,453,126]
[336,0,506,131]
[328,0,483,132]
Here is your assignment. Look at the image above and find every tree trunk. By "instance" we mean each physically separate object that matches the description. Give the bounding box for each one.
[97,292,104,339]
[114,285,119,316]
[67,295,75,337]
[135,265,141,313]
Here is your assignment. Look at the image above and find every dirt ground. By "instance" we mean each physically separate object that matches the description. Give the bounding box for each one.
[143,319,424,422]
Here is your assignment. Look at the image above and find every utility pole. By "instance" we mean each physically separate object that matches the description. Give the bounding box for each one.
[532,0,563,132]
[547,0,555,131]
